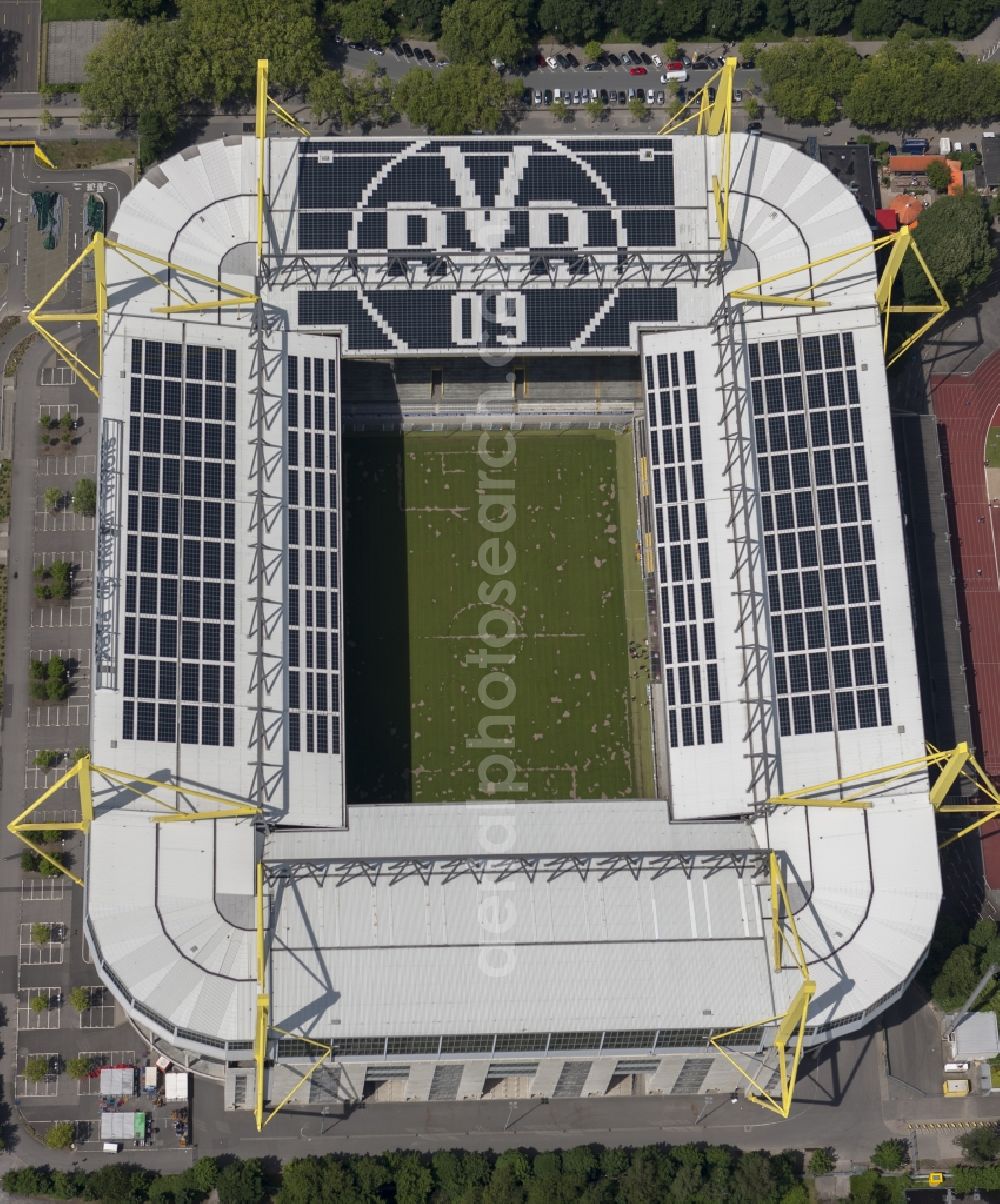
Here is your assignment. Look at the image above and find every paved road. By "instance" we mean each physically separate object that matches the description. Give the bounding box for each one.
[0,1,40,95]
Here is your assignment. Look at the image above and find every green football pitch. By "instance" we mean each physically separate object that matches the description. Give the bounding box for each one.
[343,429,654,803]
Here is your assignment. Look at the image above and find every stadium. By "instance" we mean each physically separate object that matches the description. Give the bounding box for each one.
[17,78,954,1123]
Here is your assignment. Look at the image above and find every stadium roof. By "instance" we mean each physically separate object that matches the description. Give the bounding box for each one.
[83,134,940,1058]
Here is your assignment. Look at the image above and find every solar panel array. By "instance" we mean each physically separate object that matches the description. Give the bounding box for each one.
[294,139,678,353]
[644,349,723,749]
[122,339,238,746]
[749,332,891,738]
[286,354,341,756]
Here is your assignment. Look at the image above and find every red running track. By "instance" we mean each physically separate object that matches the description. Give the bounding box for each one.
[932,350,1000,886]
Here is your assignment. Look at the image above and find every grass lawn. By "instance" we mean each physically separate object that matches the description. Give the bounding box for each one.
[42,0,107,19]
[344,429,652,804]
[40,139,136,170]
[987,426,1000,469]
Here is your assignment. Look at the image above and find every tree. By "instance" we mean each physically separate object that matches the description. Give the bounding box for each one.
[44,1121,75,1149]
[39,850,67,878]
[926,159,952,193]
[663,37,679,60]
[960,1125,1000,1163]
[551,98,569,122]
[20,848,40,873]
[871,1139,907,1171]
[537,0,601,45]
[43,486,62,512]
[759,38,862,125]
[190,1158,220,1192]
[179,0,324,104]
[309,70,359,128]
[69,986,92,1013]
[628,97,648,120]
[24,1055,51,1083]
[905,193,997,305]
[81,17,190,134]
[215,1158,264,1204]
[46,655,71,701]
[337,0,393,46]
[395,64,521,134]
[585,97,606,123]
[32,922,52,946]
[33,749,60,770]
[808,1147,836,1175]
[67,1054,95,1079]
[107,0,174,15]
[584,41,603,62]
[440,0,528,67]
[40,108,53,131]
[746,96,761,119]
[932,941,980,1008]
[138,107,178,169]
[739,37,758,62]
[30,993,50,1015]
[72,477,97,516]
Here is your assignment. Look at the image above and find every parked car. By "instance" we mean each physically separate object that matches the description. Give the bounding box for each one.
[621,51,632,65]
[639,51,652,65]
[708,86,717,102]
[607,52,621,66]
[677,87,686,103]
[522,89,532,105]
[589,88,599,101]
[574,88,583,104]
[742,57,755,68]
[652,54,662,67]
[691,59,710,71]
[347,41,365,50]
[543,88,553,104]
[368,45,384,55]
[536,53,546,68]
[664,61,688,81]
[534,89,543,104]
[629,66,647,76]
[546,55,558,68]
[628,87,637,100]
[566,52,579,67]
[599,88,609,103]
[424,48,435,62]
[414,46,425,61]
[435,59,448,68]
[656,90,665,105]
[557,54,570,68]
[584,62,603,71]
[391,43,404,58]
[402,43,413,56]
[734,88,743,102]
[747,120,762,134]
[617,89,627,104]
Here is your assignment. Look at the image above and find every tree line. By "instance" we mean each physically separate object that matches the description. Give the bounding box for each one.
[760,34,1000,129]
[103,0,996,47]
[3,1144,808,1204]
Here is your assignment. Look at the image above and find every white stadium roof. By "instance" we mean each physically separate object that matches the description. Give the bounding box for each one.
[82,133,940,1061]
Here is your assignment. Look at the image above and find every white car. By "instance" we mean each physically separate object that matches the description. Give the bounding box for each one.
[590,88,599,101]
[656,90,665,105]
[534,89,542,105]
[368,45,385,56]
[652,54,662,67]
[546,55,558,69]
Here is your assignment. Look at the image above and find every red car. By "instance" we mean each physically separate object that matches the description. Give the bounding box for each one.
[629,65,647,76]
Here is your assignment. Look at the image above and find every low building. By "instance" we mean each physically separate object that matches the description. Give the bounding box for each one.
[888,154,963,196]
[951,1012,1000,1062]
[814,143,880,223]
[980,133,1000,189]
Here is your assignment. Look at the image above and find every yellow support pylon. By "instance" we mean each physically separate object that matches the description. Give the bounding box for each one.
[0,140,56,169]
[252,861,331,1130]
[256,58,310,263]
[658,58,737,252]
[711,854,815,1118]
[27,235,258,397]
[7,755,93,887]
[728,226,949,368]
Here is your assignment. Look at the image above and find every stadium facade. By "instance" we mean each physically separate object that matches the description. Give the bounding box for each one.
[81,133,941,1110]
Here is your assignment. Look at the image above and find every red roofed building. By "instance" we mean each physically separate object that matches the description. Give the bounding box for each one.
[888,154,965,196]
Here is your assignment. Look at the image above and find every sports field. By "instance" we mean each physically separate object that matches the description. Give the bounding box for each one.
[344,429,653,803]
